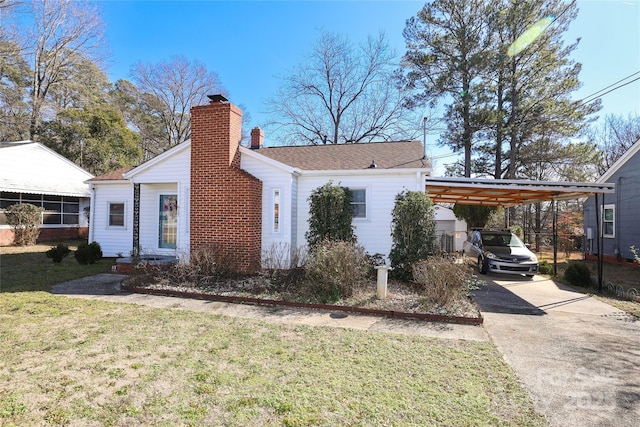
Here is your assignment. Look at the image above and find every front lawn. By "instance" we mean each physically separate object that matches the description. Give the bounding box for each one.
[0,292,547,426]
[0,241,114,293]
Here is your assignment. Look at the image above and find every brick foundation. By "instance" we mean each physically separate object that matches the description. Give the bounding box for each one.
[0,227,88,246]
[583,253,639,269]
[190,98,262,274]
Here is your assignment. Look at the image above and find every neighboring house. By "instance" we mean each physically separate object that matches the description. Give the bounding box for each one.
[0,141,93,245]
[583,137,640,262]
[433,205,467,252]
[88,97,432,272]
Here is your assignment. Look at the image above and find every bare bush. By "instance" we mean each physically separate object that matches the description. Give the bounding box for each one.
[262,242,308,270]
[5,203,43,246]
[412,257,475,308]
[304,240,370,302]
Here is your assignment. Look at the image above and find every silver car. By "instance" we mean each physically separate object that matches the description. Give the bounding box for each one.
[463,230,538,277]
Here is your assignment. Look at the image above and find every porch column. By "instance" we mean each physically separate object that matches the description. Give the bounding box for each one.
[552,200,557,276]
[133,183,140,257]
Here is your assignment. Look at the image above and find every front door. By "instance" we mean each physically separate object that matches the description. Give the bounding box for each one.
[159,194,177,249]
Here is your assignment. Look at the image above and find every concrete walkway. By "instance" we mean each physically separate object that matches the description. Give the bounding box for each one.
[51,274,488,342]
[473,274,640,427]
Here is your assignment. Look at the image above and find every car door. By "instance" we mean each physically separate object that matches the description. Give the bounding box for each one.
[464,231,480,259]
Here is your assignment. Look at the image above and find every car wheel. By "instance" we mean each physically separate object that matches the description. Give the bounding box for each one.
[478,257,488,274]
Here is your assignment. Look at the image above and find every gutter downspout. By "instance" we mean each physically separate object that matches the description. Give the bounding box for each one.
[616,176,621,258]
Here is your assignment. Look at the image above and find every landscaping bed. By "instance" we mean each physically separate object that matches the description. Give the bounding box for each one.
[122,271,484,325]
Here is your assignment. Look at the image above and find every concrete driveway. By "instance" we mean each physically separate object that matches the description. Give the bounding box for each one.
[472,274,640,427]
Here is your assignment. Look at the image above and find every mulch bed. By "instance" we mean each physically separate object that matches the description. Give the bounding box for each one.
[122,275,483,325]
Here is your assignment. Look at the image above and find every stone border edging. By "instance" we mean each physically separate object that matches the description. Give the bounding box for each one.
[121,284,484,326]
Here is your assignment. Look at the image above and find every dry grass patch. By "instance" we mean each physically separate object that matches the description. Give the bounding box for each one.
[0,293,546,426]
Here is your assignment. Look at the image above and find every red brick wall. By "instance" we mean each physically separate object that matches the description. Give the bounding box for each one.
[0,227,89,246]
[190,100,263,274]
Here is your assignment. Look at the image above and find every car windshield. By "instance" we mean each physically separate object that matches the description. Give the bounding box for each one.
[481,233,523,248]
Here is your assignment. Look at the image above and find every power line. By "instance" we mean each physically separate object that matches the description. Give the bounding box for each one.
[578,70,640,105]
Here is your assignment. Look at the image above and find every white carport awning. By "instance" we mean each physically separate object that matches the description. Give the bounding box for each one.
[425,177,615,207]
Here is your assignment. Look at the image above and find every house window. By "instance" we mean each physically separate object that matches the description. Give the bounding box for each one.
[109,203,125,227]
[603,204,615,238]
[159,194,177,249]
[350,189,366,219]
[273,189,281,233]
[0,192,80,226]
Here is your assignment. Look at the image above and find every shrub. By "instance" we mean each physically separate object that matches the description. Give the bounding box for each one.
[538,260,552,275]
[305,181,355,248]
[262,242,308,270]
[5,203,44,246]
[389,190,437,281]
[304,240,369,303]
[631,245,640,264]
[412,257,475,308]
[45,243,71,263]
[563,262,594,287]
[154,244,222,286]
[452,204,497,229]
[75,241,103,264]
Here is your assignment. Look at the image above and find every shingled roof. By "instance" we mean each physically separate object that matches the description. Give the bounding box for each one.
[254,141,430,170]
[87,166,134,182]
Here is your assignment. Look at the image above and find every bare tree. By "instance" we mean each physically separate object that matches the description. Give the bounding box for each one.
[0,0,20,50]
[25,0,106,140]
[267,31,416,146]
[130,55,224,150]
[588,113,640,175]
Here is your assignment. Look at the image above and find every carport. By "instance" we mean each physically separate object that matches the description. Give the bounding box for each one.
[424,177,615,290]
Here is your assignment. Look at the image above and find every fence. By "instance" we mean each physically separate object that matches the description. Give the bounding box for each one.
[437,232,455,253]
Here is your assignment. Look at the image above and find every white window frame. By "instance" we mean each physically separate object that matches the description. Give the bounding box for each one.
[602,204,615,238]
[349,187,368,220]
[107,201,126,229]
[272,188,281,234]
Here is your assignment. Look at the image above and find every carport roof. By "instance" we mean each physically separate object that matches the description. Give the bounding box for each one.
[424,177,615,207]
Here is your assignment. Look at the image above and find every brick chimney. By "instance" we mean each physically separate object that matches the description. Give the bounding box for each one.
[190,95,263,273]
[250,126,263,149]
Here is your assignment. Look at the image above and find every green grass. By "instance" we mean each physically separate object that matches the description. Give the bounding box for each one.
[0,292,546,426]
[0,241,114,293]
[0,243,546,425]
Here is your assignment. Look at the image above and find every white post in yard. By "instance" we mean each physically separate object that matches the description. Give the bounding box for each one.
[375,266,392,299]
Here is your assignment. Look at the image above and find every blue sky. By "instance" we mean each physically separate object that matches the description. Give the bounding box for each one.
[98,0,640,175]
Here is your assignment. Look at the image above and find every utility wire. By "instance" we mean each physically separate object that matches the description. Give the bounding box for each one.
[578,71,640,105]
[580,70,640,102]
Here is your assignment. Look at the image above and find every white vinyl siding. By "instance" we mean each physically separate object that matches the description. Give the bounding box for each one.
[90,182,133,257]
[296,172,424,259]
[241,154,295,257]
[129,147,190,258]
[91,144,190,258]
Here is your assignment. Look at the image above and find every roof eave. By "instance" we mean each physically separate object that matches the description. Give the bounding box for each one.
[300,167,431,176]
[597,137,640,183]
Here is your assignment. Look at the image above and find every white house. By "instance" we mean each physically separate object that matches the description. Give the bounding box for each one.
[0,141,93,245]
[88,96,432,272]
